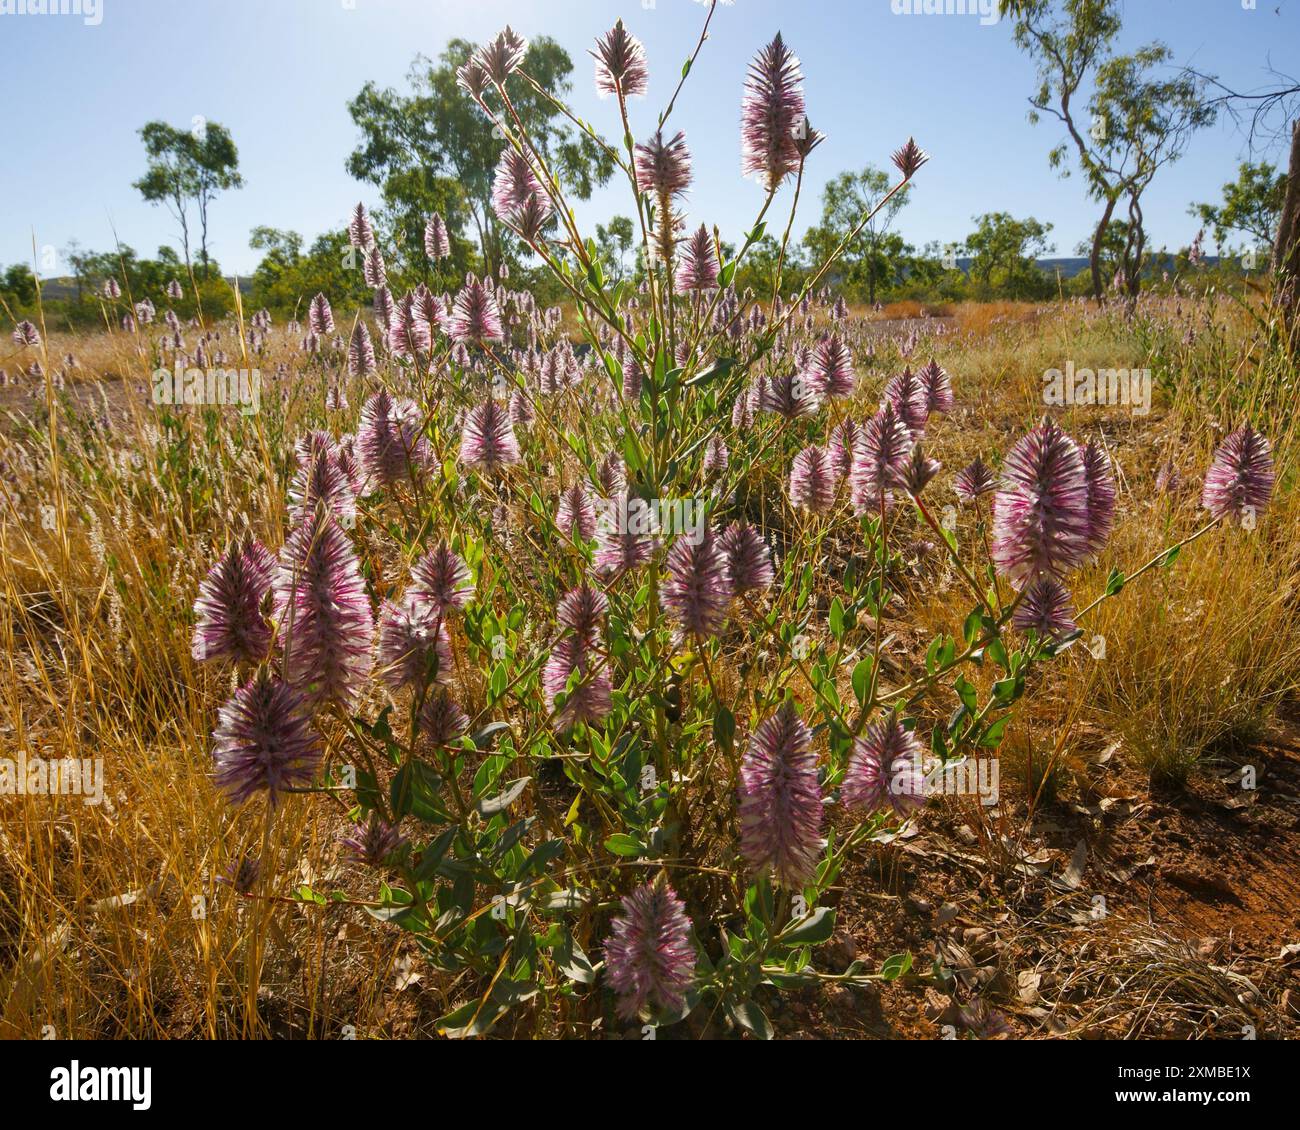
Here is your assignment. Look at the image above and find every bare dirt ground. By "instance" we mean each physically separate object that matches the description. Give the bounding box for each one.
[769,707,1300,1040]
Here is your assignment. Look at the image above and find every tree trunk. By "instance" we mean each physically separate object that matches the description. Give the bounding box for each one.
[1273,117,1300,328]
[1124,192,1145,312]
[1089,194,1119,302]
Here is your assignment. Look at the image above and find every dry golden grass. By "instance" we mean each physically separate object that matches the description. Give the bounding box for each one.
[1,291,1295,1037]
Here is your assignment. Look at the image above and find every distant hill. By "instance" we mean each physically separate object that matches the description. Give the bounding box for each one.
[963,255,1231,279]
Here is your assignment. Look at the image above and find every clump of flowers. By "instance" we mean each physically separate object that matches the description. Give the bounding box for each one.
[176,2,1277,1043]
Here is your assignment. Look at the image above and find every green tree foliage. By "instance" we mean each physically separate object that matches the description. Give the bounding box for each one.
[1,263,37,308]
[346,37,614,277]
[595,215,635,284]
[1005,0,1215,300]
[1192,161,1287,252]
[249,227,371,315]
[134,120,244,279]
[964,212,1055,298]
[802,166,911,304]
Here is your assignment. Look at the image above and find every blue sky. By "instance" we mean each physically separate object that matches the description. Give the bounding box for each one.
[1,0,1295,278]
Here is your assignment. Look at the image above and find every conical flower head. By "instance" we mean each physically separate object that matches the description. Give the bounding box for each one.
[719,522,774,596]
[424,213,451,260]
[790,444,837,514]
[508,389,534,426]
[675,224,719,291]
[339,812,406,868]
[741,33,806,191]
[593,493,658,575]
[308,292,335,336]
[884,366,930,434]
[592,18,648,98]
[842,713,925,817]
[763,370,820,418]
[509,193,555,242]
[460,396,521,471]
[358,389,434,487]
[413,283,446,336]
[807,333,855,399]
[596,451,626,497]
[900,444,941,497]
[448,275,504,345]
[827,418,861,480]
[492,148,552,226]
[473,25,528,85]
[372,285,394,329]
[556,583,609,645]
[850,401,915,512]
[376,595,451,692]
[419,688,469,747]
[557,481,597,541]
[12,320,41,347]
[703,435,729,473]
[1012,576,1078,641]
[193,536,274,665]
[1202,424,1275,526]
[212,668,323,808]
[954,455,997,503]
[455,58,490,99]
[919,358,954,414]
[1080,439,1116,559]
[543,636,612,730]
[738,702,825,889]
[634,130,693,199]
[389,293,431,359]
[274,504,375,709]
[604,878,696,1020]
[660,530,733,641]
[288,443,358,528]
[991,418,1090,587]
[348,202,375,250]
[891,137,929,179]
[363,245,386,288]
[348,320,376,377]
[409,541,474,615]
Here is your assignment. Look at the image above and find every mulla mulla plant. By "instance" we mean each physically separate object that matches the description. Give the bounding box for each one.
[182,0,1278,1039]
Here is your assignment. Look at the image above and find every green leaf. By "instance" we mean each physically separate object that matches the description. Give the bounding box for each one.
[476,776,531,816]
[979,716,1011,748]
[880,952,913,981]
[729,999,773,1040]
[829,597,846,639]
[1105,567,1126,596]
[778,906,835,946]
[437,998,507,1039]
[603,833,643,857]
[713,704,735,754]
[851,657,874,707]
[470,721,510,751]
